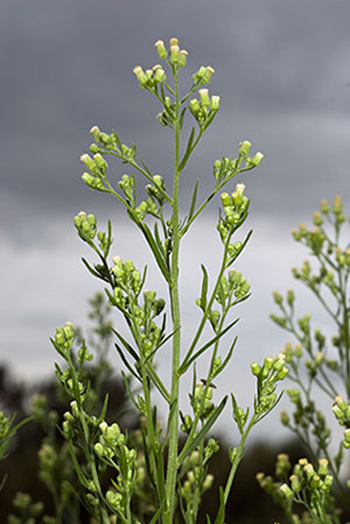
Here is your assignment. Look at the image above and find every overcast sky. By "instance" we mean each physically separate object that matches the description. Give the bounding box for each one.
[1,0,350,441]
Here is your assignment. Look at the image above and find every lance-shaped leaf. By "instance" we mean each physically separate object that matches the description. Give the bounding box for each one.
[212,336,238,380]
[179,126,195,172]
[188,179,199,222]
[140,222,170,282]
[198,264,209,312]
[212,487,226,524]
[179,318,240,375]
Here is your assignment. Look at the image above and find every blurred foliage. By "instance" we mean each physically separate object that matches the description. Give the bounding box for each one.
[0,293,310,524]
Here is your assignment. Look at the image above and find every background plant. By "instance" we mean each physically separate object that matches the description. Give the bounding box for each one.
[257,196,350,524]
[47,37,289,524]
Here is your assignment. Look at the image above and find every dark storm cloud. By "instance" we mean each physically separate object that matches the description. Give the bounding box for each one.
[1,0,350,242]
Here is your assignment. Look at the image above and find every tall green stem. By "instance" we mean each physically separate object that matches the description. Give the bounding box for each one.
[164,66,181,524]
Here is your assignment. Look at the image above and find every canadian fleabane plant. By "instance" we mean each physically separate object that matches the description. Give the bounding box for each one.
[51,37,287,524]
[258,196,350,524]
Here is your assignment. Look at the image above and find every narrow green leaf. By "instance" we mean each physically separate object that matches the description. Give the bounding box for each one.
[112,328,139,361]
[114,343,141,381]
[97,394,109,425]
[213,336,238,379]
[200,264,209,311]
[213,487,226,524]
[68,440,89,488]
[145,365,170,403]
[154,223,165,257]
[81,257,105,280]
[140,223,170,281]
[188,180,199,220]
[179,318,240,375]
[179,106,187,132]
[178,126,196,172]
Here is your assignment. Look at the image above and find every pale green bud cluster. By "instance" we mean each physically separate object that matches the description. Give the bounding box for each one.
[188,88,220,128]
[258,456,333,523]
[279,457,333,502]
[8,492,45,523]
[332,395,350,429]
[38,441,71,491]
[94,421,126,460]
[93,421,137,516]
[250,353,288,418]
[217,184,250,251]
[74,211,97,241]
[80,150,109,192]
[118,173,167,221]
[110,257,165,356]
[53,322,75,359]
[213,141,263,185]
[133,64,167,91]
[191,380,215,420]
[281,342,302,364]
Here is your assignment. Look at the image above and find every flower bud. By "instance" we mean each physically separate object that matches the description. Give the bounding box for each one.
[189,98,201,115]
[210,95,220,112]
[280,483,293,498]
[198,88,210,108]
[155,40,167,59]
[93,153,108,172]
[238,141,251,157]
[202,66,215,83]
[203,474,214,491]
[169,44,180,64]
[179,50,188,68]
[249,151,264,167]
[153,65,166,83]
[221,192,231,207]
[251,361,261,376]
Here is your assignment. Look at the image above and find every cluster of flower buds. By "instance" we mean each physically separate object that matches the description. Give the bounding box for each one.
[292,223,326,255]
[133,64,167,91]
[318,195,345,225]
[38,441,71,490]
[74,211,97,241]
[9,492,44,522]
[118,174,167,221]
[281,342,302,364]
[190,380,215,420]
[213,142,264,185]
[188,88,220,127]
[313,196,346,225]
[180,468,214,504]
[332,396,350,431]
[89,125,118,151]
[250,354,288,416]
[94,421,126,461]
[112,257,142,295]
[111,257,165,355]
[214,270,250,307]
[279,457,333,504]
[80,149,109,192]
[155,37,188,68]
[94,421,137,513]
[192,65,215,85]
[218,183,249,235]
[53,322,75,358]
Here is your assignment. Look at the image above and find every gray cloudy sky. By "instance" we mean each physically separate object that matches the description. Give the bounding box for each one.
[1,0,350,440]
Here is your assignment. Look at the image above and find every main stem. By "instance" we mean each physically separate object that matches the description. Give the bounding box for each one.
[164,67,181,524]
